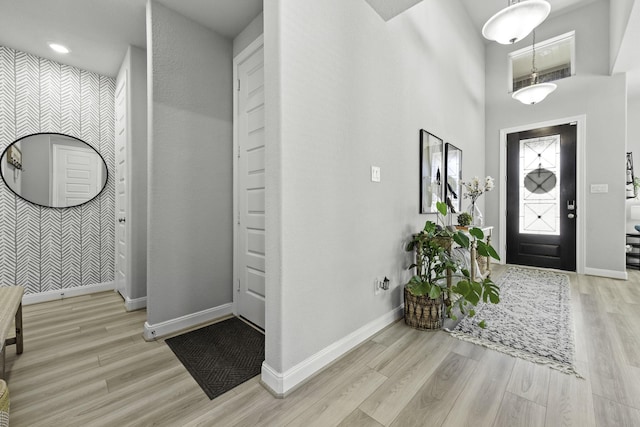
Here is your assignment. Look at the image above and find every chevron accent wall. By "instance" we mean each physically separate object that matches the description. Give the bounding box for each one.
[0,45,115,295]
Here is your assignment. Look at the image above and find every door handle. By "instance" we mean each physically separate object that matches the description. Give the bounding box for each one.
[568,213,575,219]
[118,218,126,223]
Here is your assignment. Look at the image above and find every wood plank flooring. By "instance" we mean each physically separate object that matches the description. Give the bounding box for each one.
[4,265,640,426]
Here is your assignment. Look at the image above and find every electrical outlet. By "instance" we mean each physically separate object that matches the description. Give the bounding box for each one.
[374,277,390,295]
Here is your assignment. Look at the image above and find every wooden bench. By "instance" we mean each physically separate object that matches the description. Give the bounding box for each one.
[0,286,24,379]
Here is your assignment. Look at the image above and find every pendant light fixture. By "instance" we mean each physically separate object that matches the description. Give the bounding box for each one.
[512,31,557,105]
[482,0,551,45]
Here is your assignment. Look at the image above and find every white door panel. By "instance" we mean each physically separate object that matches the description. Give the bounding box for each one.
[236,43,265,329]
[114,74,128,298]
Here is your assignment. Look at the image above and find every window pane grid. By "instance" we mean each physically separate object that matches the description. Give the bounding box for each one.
[519,135,561,235]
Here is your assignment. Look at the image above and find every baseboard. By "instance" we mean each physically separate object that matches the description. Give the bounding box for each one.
[22,281,115,306]
[125,296,147,311]
[143,302,234,340]
[584,267,628,280]
[261,305,404,397]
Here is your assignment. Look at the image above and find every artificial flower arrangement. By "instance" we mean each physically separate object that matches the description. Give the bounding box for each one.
[462,176,494,204]
[461,176,494,226]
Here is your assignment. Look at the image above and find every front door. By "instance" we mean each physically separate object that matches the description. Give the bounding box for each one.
[236,42,265,329]
[506,124,577,271]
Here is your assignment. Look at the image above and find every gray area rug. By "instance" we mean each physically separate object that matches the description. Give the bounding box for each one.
[165,317,265,399]
[448,266,581,377]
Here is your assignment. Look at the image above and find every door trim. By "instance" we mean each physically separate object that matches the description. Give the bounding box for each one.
[233,35,265,318]
[499,115,586,274]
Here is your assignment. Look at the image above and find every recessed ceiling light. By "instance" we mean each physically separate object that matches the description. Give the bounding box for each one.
[49,43,70,54]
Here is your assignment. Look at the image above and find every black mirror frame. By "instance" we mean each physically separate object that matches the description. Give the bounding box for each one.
[0,132,109,209]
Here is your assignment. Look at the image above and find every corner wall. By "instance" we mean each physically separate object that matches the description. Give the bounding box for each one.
[484,0,627,275]
[0,45,115,294]
[146,1,233,329]
[264,0,485,390]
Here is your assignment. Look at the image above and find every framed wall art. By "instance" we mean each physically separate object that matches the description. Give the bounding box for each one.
[419,129,443,213]
[444,143,462,213]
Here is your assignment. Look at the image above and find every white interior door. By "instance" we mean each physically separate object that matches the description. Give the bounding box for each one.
[114,75,128,298]
[52,144,102,206]
[236,40,265,329]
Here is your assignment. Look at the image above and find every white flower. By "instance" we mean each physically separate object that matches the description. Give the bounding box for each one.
[462,175,495,200]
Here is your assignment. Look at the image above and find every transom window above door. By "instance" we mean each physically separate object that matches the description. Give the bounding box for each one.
[508,31,575,93]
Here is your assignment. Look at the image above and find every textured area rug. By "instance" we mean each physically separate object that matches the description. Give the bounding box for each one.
[165,317,265,399]
[448,266,581,377]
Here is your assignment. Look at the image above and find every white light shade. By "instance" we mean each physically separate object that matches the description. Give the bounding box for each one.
[482,0,551,44]
[49,43,70,54]
[512,82,557,105]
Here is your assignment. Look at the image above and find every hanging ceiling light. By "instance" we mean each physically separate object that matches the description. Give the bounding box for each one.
[482,0,551,45]
[512,31,557,105]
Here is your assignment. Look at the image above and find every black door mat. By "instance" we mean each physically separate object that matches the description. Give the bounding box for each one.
[165,316,265,400]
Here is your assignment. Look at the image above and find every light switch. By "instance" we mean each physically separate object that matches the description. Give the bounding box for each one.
[371,166,381,182]
[590,184,608,193]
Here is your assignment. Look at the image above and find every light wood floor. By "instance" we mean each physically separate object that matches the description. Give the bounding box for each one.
[5,265,640,426]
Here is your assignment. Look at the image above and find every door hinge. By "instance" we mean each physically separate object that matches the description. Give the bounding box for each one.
[237,79,241,91]
[237,144,240,159]
[237,279,240,292]
[237,211,240,225]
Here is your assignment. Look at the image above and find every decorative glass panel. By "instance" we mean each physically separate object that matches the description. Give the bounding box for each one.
[519,135,561,235]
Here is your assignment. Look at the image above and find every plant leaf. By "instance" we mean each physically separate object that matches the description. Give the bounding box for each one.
[436,201,448,217]
[428,285,442,299]
[478,320,486,329]
[453,232,469,248]
[456,280,470,296]
[469,227,484,239]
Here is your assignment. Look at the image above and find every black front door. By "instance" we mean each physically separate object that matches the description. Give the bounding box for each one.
[506,124,577,271]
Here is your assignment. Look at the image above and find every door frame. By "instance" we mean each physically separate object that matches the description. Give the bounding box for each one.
[498,114,586,274]
[232,34,265,319]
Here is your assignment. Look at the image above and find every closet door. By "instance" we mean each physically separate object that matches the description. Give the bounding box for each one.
[235,40,265,329]
[114,73,128,298]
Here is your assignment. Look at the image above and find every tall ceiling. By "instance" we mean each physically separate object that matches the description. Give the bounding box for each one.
[0,0,637,97]
[0,0,262,78]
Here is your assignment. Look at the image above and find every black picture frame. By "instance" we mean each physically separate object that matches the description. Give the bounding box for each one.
[419,129,443,213]
[444,143,462,213]
[627,152,636,199]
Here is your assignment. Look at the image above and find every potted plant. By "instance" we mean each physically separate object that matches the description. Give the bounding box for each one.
[457,212,472,228]
[404,202,500,330]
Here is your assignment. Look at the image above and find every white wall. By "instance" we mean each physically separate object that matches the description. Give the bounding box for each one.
[263,0,485,390]
[146,1,233,328]
[610,0,636,71]
[484,0,627,275]
[629,96,640,163]
[19,134,49,205]
[233,12,263,58]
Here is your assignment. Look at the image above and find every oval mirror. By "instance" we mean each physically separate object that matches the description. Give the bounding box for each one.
[0,133,108,208]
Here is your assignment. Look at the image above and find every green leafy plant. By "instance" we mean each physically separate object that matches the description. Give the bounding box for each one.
[405,201,501,327]
[457,212,472,227]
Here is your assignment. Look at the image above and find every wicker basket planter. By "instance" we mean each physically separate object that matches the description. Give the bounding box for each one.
[404,286,443,330]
